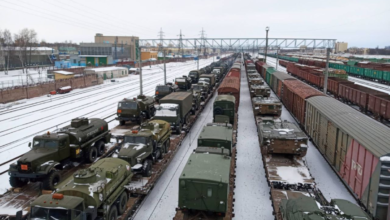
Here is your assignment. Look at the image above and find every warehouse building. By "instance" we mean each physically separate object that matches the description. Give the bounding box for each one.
[94,33,139,61]
[141,51,158,61]
[52,70,75,80]
[84,66,128,80]
[335,42,348,53]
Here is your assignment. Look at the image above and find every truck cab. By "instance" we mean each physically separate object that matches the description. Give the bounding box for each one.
[192,84,208,101]
[154,104,182,133]
[211,68,222,82]
[116,95,155,125]
[175,76,192,91]
[155,84,177,103]
[188,70,201,83]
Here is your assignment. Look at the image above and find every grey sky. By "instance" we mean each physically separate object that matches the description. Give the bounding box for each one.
[0,0,389,48]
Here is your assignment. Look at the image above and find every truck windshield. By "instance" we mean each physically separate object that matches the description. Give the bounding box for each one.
[175,78,186,82]
[199,78,210,83]
[119,102,138,109]
[31,207,71,220]
[155,104,178,117]
[156,86,170,92]
[124,136,147,144]
[189,72,198,76]
[33,139,58,149]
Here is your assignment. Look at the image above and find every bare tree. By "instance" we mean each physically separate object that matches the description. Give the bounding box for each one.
[14,28,37,73]
[1,29,14,75]
[28,29,38,65]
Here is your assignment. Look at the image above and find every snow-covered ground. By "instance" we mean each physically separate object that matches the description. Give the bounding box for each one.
[234,62,273,219]
[0,68,52,88]
[0,56,218,194]
[259,54,356,203]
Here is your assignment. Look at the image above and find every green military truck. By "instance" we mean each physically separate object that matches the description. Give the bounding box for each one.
[116,94,155,125]
[279,196,371,220]
[29,158,133,220]
[154,92,193,133]
[118,120,171,177]
[211,68,222,82]
[199,74,216,88]
[191,90,201,114]
[175,76,192,91]
[188,70,202,83]
[258,118,308,156]
[192,83,208,101]
[154,83,178,103]
[213,95,236,125]
[9,118,110,190]
[196,123,233,156]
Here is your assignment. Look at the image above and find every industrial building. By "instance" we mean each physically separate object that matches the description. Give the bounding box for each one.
[84,66,128,80]
[94,33,138,61]
[335,42,348,53]
[52,70,75,80]
[141,51,158,61]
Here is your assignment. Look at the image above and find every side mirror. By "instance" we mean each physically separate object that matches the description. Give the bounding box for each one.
[28,142,32,148]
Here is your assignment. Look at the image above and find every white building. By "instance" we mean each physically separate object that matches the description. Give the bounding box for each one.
[84,66,128,79]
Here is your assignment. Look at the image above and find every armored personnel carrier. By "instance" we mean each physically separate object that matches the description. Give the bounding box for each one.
[9,117,110,190]
[252,96,282,117]
[116,94,155,125]
[250,84,271,97]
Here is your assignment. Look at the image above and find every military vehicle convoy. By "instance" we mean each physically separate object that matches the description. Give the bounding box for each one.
[29,158,133,220]
[118,120,171,177]
[192,83,208,101]
[188,70,202,83]
[252,96,282,117]
[116,94,155,125]
[213,94,236,124]
[154,92,193,133]
[155,83,178,103]
[175,76,192,91]
[9,117,110,190]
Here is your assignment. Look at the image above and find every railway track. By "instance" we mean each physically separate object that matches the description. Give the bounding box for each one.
[348,76,390,92]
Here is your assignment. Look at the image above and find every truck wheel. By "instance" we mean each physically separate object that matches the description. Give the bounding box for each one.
[108,205,118,220]
[164,139,170,154]
[176,123,182,134]
[156,148,162,160]
[86,146,98,163]
[95,141,106,156]
[120,120,126,126]
[117,191,128,214]
[9,177,28,188]
[142,160,152,177]
[42,170,61,190]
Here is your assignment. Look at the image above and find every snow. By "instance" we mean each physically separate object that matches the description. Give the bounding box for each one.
[274,166,311,184]
[88,66,128,72]
[59,86,71,90]
[234,61,273,220]
[380,156,390,161]
[54,71,74,75]
[0,56,218,194]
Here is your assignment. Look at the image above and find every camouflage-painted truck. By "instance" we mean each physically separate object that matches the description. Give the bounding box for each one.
[29,158,133,220]
[154,92,193,133]
[116,94,155,125]
[8,118,110,190]
[117,120,171,177]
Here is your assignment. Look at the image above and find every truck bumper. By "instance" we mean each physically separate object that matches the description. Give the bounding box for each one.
[9,171,46,179]
[116,116,140,122]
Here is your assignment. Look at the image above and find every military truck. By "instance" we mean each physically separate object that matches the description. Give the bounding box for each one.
[197,81,211,94]
[196,123,233,156]
[191,90,201,114]
[258,118,308,156]
[116,94,155,125]
[118,120,171,177]
[250,85,271,97]
[211,68,222,82]
[279,196,371,220]
[9,118,110,190]
[154,92,193,133]
[192,83,208,101]
[213,95,236,124]
[199,74,216,88]
[29,158,133,220]
[175,76,192,91]
[188,70,201,83]
[155,83,178,103]
[252,97,282,117]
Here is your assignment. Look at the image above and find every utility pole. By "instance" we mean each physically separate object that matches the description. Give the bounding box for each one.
[324,48,330,94]
[177,30,185,57]
[200,28,206,56]
[158,28,165,53]
[138,46,143,95]
[276,47,279,70]
[265,26,269,63]
[195,40,199,70]
[163,50,167,85]
[114,36,118,61]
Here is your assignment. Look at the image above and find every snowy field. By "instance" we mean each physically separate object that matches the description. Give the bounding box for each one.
[0,56,219,194]
[0,68,52,88]
[259,55,356,203]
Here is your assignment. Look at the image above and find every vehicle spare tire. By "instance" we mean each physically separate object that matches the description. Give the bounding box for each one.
[214,107,224,115]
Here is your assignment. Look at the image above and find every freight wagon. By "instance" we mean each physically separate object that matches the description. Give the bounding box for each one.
[305,96,390,220]
[269,71,296,98]
[218,78,240,111]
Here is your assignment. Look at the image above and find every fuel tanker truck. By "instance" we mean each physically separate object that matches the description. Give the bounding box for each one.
[8,117,110,190]
[29,158,133,220]
[117,120,171,177]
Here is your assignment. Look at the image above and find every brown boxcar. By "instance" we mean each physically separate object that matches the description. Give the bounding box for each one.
[305,96,390,220]
[218,78,240,111]
[306,72,324,88]
[255,61,265,75]
[260,64,271,79]
[225,70,240,80]
[282,80,324,125]
[338,84,387,112]
[270,71,296,98]
[327,77,355,97]
[368,94,390,121]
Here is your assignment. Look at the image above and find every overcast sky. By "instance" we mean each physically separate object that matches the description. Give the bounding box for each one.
[0,0,389,48]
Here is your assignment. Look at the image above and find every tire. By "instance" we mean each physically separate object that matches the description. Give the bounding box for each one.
[108,205,118,220]
[164,139,170,154]
[120,120,125,126]
[42,170,61,190]
[214,106,224,115]
[117,191,128,215]
[156,148,162,160]
[142,160,152,177]
[9,177,28,188]
[139,115,145,124]
[176,123,182,134]
[95,141,105,156]
[86,146,98,163]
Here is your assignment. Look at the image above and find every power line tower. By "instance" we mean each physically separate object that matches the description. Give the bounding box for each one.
[199,28,206,56]
[177,29,185,56]
[158,28,165,53]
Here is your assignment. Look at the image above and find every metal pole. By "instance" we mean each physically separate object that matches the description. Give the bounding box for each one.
[163,50,167,85]
[324,48,330,94]
[265,28,269,63]
[276,48,279,70]
[138,53,143,95]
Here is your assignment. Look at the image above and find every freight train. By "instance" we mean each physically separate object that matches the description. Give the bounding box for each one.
[1,54,237,219]
[253,54,389,220]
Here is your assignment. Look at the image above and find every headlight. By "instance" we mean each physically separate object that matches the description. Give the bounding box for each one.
[137,157,142,163]
[172,122,176,125]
